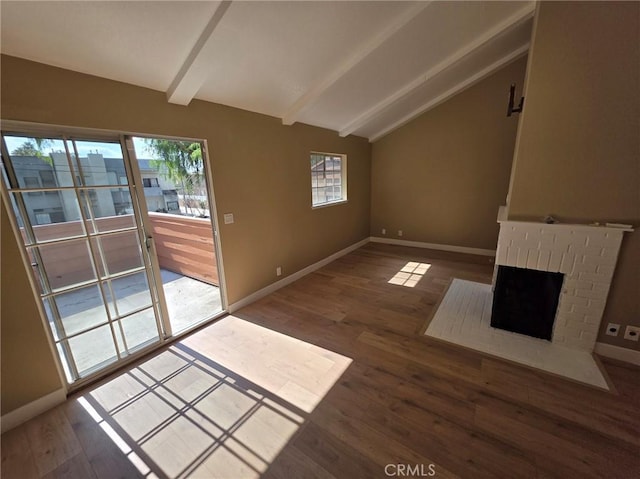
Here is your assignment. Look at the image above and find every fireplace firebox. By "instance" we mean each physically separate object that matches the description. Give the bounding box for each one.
[491,265,564,340]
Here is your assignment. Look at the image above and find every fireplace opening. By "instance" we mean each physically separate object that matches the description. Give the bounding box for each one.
[491,266,564,340]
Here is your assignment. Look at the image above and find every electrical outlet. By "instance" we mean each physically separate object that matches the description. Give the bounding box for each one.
[605,323,620,336]
[623,325,640,341]
[276,266,282,277]
[398,230,403,237]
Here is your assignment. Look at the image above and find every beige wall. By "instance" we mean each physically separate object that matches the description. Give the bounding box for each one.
[371,56,527,250]
[507,2,639,350]
[0,55,371,413]
[1,201,63,414]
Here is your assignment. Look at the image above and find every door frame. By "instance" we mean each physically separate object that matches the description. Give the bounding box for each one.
[0,119,228,392]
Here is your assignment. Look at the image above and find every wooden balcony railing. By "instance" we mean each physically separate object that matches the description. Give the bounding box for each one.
[22,213,218,291]
[148,212,218,286]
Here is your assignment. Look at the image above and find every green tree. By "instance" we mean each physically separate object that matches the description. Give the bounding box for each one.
[145,139,207,216]
[11,139,54,167]
[11,141,41,156]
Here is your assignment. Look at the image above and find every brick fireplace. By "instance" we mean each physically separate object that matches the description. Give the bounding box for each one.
[494,220,632,351]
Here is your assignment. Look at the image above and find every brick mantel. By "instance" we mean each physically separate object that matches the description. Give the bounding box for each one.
[495,220,633,351]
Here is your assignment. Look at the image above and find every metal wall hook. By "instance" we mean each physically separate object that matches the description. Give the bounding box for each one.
[507,83,525,117]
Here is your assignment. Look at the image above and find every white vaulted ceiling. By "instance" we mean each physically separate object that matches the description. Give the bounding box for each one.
[0,1,534,142]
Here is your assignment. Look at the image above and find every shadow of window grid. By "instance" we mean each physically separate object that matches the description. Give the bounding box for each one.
[80,343,309,478]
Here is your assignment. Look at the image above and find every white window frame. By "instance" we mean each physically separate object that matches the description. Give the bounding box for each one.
[310,151,347,208]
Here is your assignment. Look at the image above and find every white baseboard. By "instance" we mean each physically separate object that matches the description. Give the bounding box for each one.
[370,236,496,257]
[1,387,66,433]
[594,342,640,366]
[228,237,370,313]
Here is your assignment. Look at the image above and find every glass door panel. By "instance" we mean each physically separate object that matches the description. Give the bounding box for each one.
[92,231,146,276]
[118,309,160,352]
[1,134,166,384]
[46,284,109,336]
[130,137,223,334]
[67,324,119,375]
[108,272,154,316]
[80,188,136,231]
[38,238,97,290]
[9,190,86,242]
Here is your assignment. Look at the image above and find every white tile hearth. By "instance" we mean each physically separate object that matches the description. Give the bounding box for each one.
[425,279,609,389]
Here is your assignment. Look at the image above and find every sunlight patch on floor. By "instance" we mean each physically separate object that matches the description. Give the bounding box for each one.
[388,261,431,287]
[78,315,352,478]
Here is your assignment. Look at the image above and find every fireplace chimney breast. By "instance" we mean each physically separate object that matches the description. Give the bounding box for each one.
[494,220,632,351]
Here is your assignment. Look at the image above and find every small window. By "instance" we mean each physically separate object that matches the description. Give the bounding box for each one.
[162,189,178,197]
[33,207,64,224]
[35,213,51,225]
[45,191,60,199]
[143,178,159,188]
[23,176,40,188]
[39,170,57,188]
[24,176,42,196]
[310,152,346,207]
[48,208,66,224]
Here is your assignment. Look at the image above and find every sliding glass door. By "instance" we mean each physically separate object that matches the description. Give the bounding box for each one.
[1,133,168,383]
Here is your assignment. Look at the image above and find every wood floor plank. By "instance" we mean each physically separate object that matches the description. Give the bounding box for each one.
[526,387,640,449]
[478,358,640,449]
[341,306,423,336]
[292,421,382,479]
[474,403,620,479]
[312,400,460,479]
[24,407,83,477]
[263,444,337,479]
[599,358,640,402]
[334,360,476,428]
[356,330,483,383]
[41,452,97,479]
[1,426,39,479]
[362,393,536,479]
[473,392,640,474]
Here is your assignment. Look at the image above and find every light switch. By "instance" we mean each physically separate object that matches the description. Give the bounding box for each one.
[223,213,234,224]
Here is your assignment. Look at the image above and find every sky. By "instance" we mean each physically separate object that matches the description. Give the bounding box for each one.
[4,135,153,159]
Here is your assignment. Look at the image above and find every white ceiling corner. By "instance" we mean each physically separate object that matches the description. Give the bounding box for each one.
[0,1,535,142]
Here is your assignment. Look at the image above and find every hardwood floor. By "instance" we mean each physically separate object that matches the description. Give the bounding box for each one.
[3,243,639,478]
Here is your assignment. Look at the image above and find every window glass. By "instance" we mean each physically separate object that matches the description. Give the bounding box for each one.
[143,178,159,187]
[310,153,346,207]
